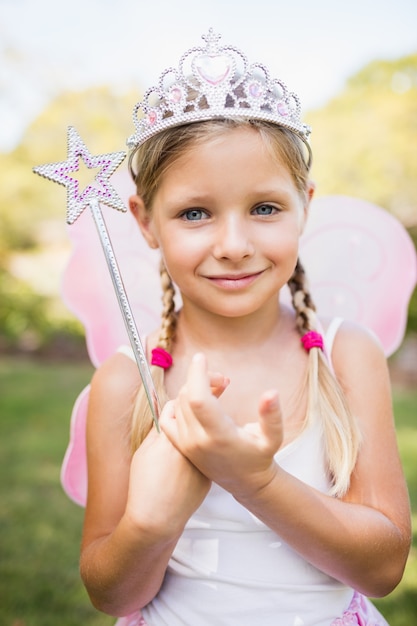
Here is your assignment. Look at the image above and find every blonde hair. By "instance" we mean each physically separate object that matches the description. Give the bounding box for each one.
[130,118,361,497]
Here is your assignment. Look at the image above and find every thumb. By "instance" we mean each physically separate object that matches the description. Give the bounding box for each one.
[159,399,176,429]
[257,390,283,450]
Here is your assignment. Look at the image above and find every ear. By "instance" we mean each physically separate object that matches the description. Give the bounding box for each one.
[299,180,315,233]
[129,195,159,249]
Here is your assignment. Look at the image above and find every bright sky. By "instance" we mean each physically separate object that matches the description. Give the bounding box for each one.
[0,0,416,151]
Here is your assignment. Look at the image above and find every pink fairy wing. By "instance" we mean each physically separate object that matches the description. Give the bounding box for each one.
[60,385,90,507]
[60,182,416,506]
[300,195,416,356]
[61,170,162,368]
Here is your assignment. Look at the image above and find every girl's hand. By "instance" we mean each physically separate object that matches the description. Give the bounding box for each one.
[160,353,284,500]
[126,426,210,539]
[125,369,229,538]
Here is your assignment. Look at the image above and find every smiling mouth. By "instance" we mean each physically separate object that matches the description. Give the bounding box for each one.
[205,270,264,289]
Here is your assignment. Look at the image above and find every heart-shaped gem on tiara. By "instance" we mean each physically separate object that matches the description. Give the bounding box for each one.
[193,54,231,86]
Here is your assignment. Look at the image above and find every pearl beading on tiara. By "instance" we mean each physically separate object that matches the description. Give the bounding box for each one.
[127,29,312,174]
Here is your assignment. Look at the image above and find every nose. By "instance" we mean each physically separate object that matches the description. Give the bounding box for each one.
[213,213,255,262]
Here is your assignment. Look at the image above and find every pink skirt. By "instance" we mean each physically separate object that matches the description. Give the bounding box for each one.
[114,614,146,626]
[331,591,389,626]
[114,591,389,625]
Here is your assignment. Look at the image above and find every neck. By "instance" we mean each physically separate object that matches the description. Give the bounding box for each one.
[175,295,289,354]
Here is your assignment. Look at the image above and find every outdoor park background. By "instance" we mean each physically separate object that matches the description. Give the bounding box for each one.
[1,0,417,624]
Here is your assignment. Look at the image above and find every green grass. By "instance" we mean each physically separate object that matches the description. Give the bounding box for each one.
[0,357,416,625]
[0,357,113,626]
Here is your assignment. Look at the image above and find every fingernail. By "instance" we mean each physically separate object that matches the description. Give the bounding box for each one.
[265,391,279,409]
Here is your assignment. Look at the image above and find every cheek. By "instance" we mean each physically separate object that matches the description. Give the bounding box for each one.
[161,222,212,253]
[265,225,300,256]
[158,231,205,273]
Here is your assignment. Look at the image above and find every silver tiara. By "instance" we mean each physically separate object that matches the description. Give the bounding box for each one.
[127,29,312,174]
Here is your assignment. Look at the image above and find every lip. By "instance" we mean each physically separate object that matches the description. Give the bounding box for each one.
[204,270,264,290]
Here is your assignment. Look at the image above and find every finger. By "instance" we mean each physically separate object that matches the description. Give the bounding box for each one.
[159,399,176,423]
[181,353,224,430]
[208,371,230,398]
[159,400,179,443]
[257,390,284,451]
[185,353,212,402]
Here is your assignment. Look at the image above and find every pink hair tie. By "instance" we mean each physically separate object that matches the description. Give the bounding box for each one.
[301,331,324,352]
[151,347,173,369]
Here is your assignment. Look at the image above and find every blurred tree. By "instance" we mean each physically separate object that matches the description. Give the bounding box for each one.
[306,53,417,226]
[406,226,417,332]
[0,86,140,353]
[0,86,140,254]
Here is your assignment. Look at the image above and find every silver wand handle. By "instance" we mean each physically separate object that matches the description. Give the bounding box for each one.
[89,198,160,430]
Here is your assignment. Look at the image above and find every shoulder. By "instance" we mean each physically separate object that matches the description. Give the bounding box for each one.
[85,352,142,499]
[88,325,161,428]
[321,317,387,380]
[87,351,143,434]
[321,319,392,431]
[91,350,142,396]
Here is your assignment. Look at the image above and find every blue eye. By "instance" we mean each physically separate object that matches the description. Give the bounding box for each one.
[253,204,277,216]
[182,209,208,221]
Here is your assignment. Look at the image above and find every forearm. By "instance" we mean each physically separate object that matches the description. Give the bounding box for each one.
[80,512,180,617]
[235,465,410,597]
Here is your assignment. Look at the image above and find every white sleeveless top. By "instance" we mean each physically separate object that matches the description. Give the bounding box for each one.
[122,318,355,625]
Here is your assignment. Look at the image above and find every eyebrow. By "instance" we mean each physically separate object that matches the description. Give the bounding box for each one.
[164,185,294,205]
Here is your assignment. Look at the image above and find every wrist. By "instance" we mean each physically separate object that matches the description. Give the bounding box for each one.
[122,506,184,546]
[232,462,280,504]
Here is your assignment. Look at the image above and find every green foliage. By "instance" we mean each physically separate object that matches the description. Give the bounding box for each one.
[306,53,417,226]
[0,86,140,255]
[0,86,140,352]
[0,266,85,353]
[0,155,39,253]
[405,227,417,333]
[0,266,49,348]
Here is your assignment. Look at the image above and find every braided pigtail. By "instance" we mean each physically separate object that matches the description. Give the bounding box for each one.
[288,259,361,496]
[288,260,317,334]
[130,261,178,452]
[157,261,178,353]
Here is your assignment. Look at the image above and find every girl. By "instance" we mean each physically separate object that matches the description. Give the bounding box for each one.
[79,31,411,625]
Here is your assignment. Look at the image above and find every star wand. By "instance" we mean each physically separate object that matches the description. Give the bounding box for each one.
[33,126,160,430]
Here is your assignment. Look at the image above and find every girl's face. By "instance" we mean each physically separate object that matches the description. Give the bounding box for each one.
[131,127,313,320]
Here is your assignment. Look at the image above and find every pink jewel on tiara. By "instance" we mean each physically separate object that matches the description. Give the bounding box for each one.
[147,110,158,126]
[168,86,183,103]
[248,82,263,98]
[277,102,288,116]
